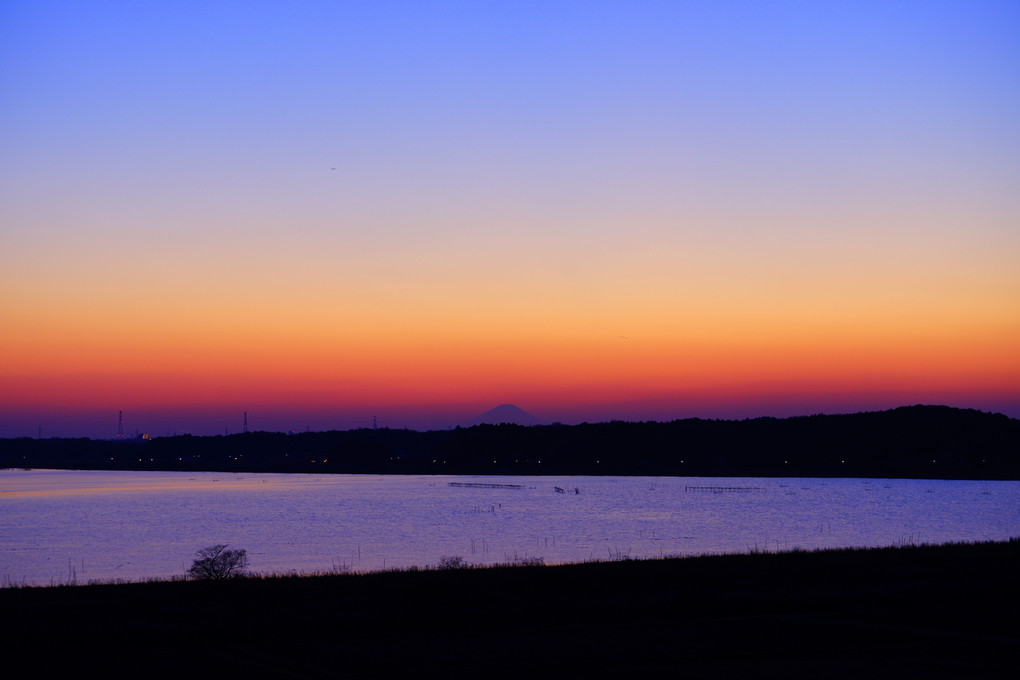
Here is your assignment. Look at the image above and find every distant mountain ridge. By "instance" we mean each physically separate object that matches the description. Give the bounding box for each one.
[461,404,543,427]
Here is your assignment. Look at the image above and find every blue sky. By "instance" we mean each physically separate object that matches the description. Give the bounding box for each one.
[2,1,1018,437]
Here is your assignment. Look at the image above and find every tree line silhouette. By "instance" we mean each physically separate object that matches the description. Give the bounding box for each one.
[2,405,1017,479]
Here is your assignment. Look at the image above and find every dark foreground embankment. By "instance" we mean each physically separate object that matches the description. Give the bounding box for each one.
[2,541,1017,679]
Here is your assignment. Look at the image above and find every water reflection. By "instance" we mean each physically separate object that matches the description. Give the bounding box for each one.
[2,469,1017,586]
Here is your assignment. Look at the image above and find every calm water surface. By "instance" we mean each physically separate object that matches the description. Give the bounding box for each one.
[2,469,1018,586]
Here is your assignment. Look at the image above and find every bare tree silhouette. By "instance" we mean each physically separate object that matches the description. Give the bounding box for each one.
[188,544,248,580]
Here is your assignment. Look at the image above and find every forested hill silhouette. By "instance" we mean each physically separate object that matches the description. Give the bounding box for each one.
[3,405,1018,480]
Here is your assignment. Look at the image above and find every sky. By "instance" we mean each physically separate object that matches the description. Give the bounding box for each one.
[2,1,1018,438]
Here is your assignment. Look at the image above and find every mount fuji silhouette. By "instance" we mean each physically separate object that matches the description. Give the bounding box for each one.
[461,404,544,427]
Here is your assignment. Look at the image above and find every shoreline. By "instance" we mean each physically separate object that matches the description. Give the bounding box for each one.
[0,535,1013,590]
[5,405,1019,480]
[3,539,1017,677]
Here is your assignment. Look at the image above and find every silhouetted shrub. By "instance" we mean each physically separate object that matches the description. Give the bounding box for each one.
[188,544,248,580]
[514,556,545,566]
[436,555,467,570]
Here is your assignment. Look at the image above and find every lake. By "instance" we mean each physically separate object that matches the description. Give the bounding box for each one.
[2,469,1018,586]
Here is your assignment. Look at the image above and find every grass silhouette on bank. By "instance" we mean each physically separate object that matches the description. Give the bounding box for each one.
[2,539,1016,677]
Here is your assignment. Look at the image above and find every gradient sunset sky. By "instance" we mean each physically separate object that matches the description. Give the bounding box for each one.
[2,1,1018,438]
